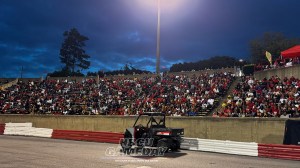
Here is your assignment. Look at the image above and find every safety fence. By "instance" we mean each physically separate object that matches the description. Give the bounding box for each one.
[52,130,123,144]
[258,144,300,161]
[181,137,258,157]
[1,123,300,161]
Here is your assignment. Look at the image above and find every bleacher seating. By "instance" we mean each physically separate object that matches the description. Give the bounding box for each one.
[0,72,234,116]
[217,75,300,118]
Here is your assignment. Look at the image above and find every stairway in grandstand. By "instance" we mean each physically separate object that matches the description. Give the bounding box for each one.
[199,77,241,116]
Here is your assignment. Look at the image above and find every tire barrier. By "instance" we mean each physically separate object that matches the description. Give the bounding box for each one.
[258,144,300,161]
[3,122,53,138]
[51,130,123,144]
[0,123,5,135]
[181,138,258,157]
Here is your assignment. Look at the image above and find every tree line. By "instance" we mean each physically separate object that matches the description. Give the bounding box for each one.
[48,28,300,76]
[249,32,300,64]
[169,56,246,72]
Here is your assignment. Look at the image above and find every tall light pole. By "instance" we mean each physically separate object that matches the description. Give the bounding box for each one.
[156,0,161,75]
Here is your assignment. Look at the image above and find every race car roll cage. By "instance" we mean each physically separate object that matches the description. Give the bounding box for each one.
[133,112,166,128]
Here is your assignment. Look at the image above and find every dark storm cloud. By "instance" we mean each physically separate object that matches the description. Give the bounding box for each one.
[1,0,300,77]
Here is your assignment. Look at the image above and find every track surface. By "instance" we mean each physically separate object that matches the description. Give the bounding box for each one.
[0,136,299,168]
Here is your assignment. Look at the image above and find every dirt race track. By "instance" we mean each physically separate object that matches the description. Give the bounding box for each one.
[0,136,299,168]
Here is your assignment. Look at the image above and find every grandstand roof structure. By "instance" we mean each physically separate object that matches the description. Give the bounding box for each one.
[281,45,300,59]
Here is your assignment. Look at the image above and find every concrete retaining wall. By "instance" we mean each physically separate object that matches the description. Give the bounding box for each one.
[254,64,300,80]
[0,115,295,144]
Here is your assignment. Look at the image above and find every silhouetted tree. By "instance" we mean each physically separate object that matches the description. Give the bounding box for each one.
[47,67,84,77]
[250,32,300,64]
[60,28,90,73]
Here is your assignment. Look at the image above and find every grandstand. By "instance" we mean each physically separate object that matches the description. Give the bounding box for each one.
[1,66,300,118]
[0,69,234,116]
[217,75,300,118]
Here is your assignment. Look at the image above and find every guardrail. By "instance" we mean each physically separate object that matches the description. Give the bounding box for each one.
[181,137,258,157]
[51,130,123,144]
[258,144,300,161]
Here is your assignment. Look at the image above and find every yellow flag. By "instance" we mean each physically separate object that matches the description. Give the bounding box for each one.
[265,51,272,64]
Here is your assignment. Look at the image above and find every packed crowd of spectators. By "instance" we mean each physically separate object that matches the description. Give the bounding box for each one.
[216,75,300,118]
[0,72,234,116]
[255,58,300,71]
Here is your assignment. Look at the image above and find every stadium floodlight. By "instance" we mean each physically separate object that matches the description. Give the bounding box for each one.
[156,0,161,75]
[137,0,185,74]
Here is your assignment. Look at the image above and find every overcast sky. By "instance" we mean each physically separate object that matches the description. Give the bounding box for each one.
[1,0,300,77]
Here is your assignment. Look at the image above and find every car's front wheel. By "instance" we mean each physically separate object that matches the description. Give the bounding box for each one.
[120,138,132,153]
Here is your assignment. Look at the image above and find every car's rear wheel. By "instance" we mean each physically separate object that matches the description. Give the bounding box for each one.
[170,145,180,151]
[170,141,180,151]
[157,139,169,153]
